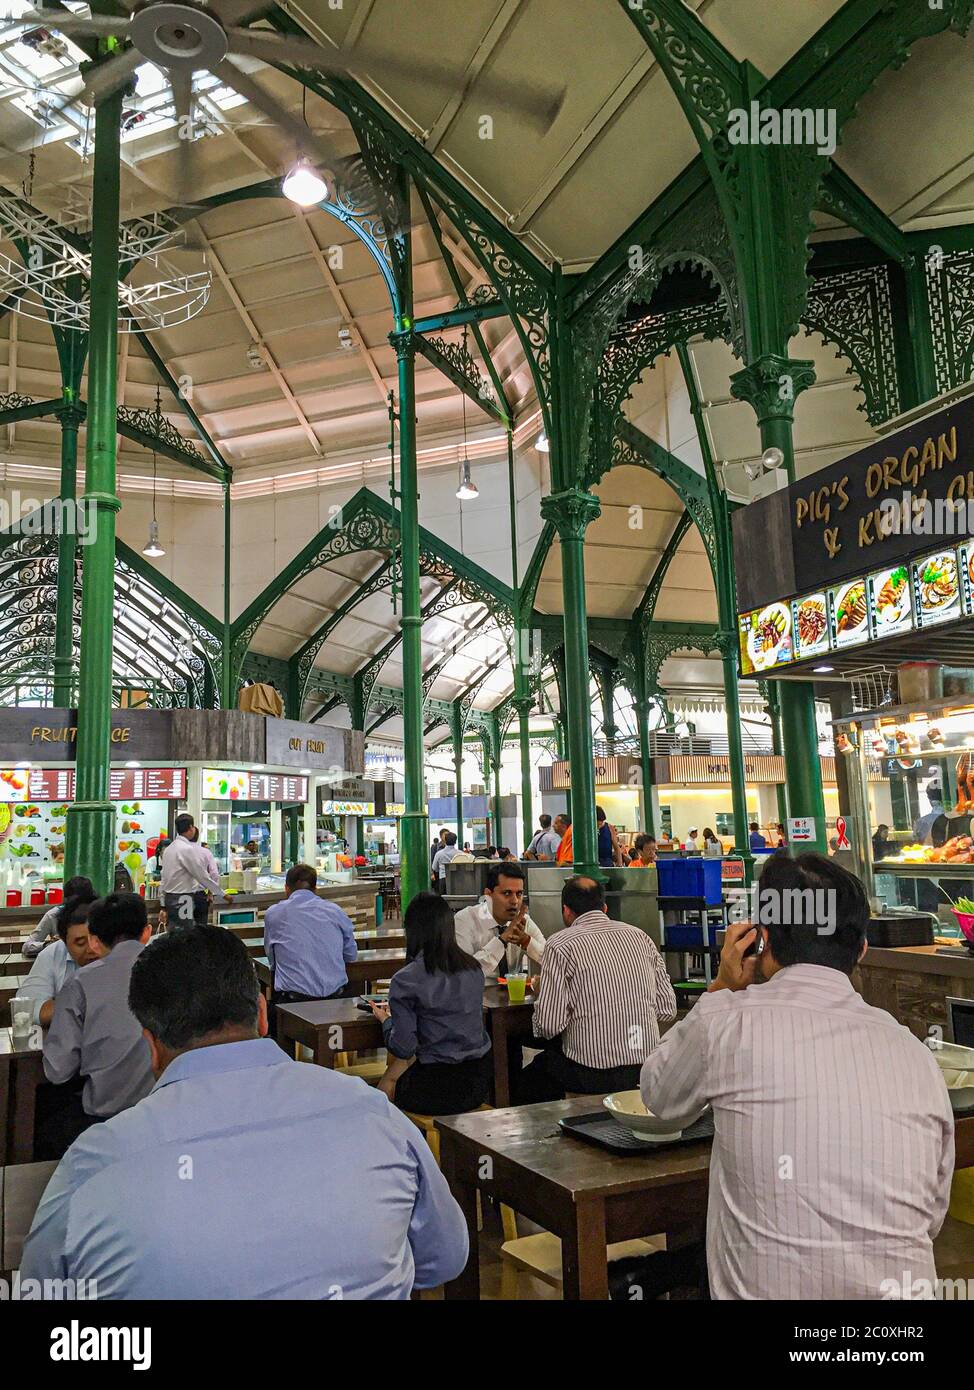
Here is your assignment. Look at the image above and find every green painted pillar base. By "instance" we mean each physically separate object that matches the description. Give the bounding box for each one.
[399,809,430,909]
[64,802,116,895]
[778,680,827,853]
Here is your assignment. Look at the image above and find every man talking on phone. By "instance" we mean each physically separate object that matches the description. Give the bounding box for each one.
[640,853,954,1301]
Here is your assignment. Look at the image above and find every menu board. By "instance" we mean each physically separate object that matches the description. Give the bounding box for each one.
[0,798,169,874]
[868,563,913,640]
[738,601,794,675]
[202,768,308,803]
[912,547,961,628]
[961,542,974,613]
[829,577,869,649]
[792,591,829,660]
[0,768,186,802]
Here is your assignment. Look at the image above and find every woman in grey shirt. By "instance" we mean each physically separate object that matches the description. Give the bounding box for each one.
[372,893,490,1115]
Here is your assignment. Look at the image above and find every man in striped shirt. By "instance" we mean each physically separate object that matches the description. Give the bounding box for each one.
[517,876,676,1102]
[640,853,955,1300]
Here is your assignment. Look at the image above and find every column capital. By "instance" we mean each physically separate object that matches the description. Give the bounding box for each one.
[55,402,86,429]
[540,487,601,540]
[388,327,416,359]
[512,695,534,719]
[709,628,740,660]
[729,354,816,425]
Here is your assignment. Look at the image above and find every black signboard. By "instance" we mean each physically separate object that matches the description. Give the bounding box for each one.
[0,708,175,764]
[733,393,974,612]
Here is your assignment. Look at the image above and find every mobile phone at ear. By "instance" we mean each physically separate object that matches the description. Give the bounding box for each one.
[741,927,764,959]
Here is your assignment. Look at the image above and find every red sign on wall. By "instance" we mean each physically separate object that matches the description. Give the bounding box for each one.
[14,768,187,802]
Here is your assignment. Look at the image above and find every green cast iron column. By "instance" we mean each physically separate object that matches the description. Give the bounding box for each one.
[392,328,428,909]
[64,87,124,892]
[450,700,464,844]
[514,698,533,854]
[634,695,655,837]
[717,633,755,873]
[778,681,827,852]
[488,710,503,848]
[765,681,789,827]
[221,479,232,708]
[540,489,601,876]
[53,401,85,705]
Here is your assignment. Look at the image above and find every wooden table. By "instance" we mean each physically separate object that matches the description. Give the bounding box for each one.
[0,977,27,1028]
[276,999,384,1065]
[483,984,536,1107]
[0,1160,57,1272]
[436,1096,711,1299]
[0,1027,45,1164]
[254,950,406,994]
[0,955,26,977]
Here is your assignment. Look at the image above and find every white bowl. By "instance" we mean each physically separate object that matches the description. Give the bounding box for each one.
[603,1090,689,1144]
[926,1040,974,1111]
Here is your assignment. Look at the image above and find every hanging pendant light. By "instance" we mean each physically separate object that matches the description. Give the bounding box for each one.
[142,385,166,559]
[455,327,479,500]
[282,90,329,207]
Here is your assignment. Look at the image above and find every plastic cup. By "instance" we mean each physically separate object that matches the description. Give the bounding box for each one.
[10,996,32,1038]
[506,973,527,1004]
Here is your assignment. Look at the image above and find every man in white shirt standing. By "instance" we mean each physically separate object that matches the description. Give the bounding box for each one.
[453,863,546,981]
[641,852,955,1301]
[431,830,460,893]
[160,813,221,926]
[20,899,98,1027]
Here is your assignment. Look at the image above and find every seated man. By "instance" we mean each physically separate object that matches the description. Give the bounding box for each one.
[21,926,469,1299]
[453,862,546,981]
[41,893,155,1155]
[22,876,94,960]
[519,876,676,1103]
[631,834,658,867]
[20,899,98,1029]
[263,863,357,1004]
[640,853,955,1300]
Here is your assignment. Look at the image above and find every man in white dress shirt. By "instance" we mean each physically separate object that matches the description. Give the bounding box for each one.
[640,853,955,1301]
[20,899,98,1027]
[452,863,545,980]
[160,813,221,926]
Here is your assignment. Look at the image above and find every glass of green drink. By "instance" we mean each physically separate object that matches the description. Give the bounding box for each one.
[506,972,527,1003]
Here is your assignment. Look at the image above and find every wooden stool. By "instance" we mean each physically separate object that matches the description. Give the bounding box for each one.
[403,1106,517,1242]
[336,1057,387,1085]
[500,1233,664,1300]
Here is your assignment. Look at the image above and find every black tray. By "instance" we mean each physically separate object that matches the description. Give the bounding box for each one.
[559,1109,714,1155]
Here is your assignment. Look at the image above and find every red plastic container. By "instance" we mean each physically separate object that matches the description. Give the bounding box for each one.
[139,884,146,897]
[30,888,45,906]
[6,890,22,907]
[953,910,974,945]
[47,888,63,905]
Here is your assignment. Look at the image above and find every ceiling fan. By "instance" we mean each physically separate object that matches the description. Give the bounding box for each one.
[7,3,566,205]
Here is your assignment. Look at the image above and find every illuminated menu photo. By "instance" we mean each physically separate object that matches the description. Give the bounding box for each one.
[202,768,309,803]
[912,547,961,628]
[829,577,869,649]
[868,564,913,640]
[738,601,794,676]
[792,592,829,660]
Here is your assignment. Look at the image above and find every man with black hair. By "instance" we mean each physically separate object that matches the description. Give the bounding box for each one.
[42,893,155,1151]
[160,811,220,926]
[518,875,676,1102]
[22,875,94,959]
[641,853,955,1300]
[453,861,546,980]
[22,926,469,1299]
[524,812,561,861]
[263,863,357,1004]
[431,829,460,892]
[20,898,97,1028]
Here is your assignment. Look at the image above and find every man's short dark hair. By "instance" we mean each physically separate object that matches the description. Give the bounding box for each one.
[539,813,552,829]
[57,898,92,942]
[749,822,759,833]
[444,831,458,846]
[286,863,317,892]
[557,813,572,826]
[562,876,605,916]
[88,892,148,947]
[129,926,259,1050]
[175,812,195,836]
[759,852,868,975]
[486,862,525,891]
[64,875,94,900]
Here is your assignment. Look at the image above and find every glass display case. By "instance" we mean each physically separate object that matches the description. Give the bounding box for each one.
[835,693,974,938]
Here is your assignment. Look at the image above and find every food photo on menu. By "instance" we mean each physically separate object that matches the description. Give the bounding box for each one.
[793,591,829,658]
[742,599,794,672]
[914,548,960,626]
[868,563,913,638]
[830,577,869,648]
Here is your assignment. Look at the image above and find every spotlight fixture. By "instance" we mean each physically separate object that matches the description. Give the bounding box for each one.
[761,445,785,470]
[282,158,328,207]
[246,342,264,370]
[535,430,549,453]
[337,323,354,351]
[456,458,479,501]
[813,665,834,673]
[142,518,166,558]
[743,461,763,481]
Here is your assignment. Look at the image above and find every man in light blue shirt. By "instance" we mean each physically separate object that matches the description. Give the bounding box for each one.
[263,863,357,1002]
[21,900,98,1027]
[21,925,469,1299]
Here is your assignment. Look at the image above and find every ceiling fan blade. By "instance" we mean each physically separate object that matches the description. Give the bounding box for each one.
[81,46,142,105]
[224,27,566,133]
[12,9,129,36]
[214,0,276,25]
[215,56,345,172]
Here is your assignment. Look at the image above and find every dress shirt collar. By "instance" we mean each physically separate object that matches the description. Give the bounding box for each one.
[477,897,506,931]
[152,1037,290,1093]
[758,961,858,997]
[566,909,612,931]
[90,936,144,965]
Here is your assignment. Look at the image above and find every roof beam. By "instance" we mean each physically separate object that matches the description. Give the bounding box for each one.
[130,330,231,480]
